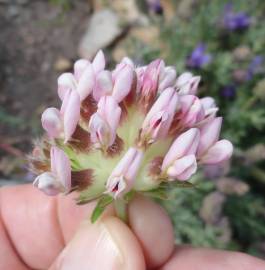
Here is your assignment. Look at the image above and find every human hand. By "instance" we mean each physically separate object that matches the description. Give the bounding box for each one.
[0,185,264,270]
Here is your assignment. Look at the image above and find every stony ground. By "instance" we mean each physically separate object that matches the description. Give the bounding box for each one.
[0,0,91,181]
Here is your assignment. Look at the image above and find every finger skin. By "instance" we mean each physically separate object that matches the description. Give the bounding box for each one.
[0,217,29,270]
[56,191,115,243]
[0,185,113,269]
[0,184,174,269]
[160,246,265,270]
[128,195,175,269]
[49,217,146,270]
[0,185,64,269]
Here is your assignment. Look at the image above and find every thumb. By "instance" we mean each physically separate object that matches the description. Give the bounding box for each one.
[49,216,145,270]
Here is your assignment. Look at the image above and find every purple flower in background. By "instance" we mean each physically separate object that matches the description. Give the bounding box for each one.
[146,0,163,15]
[220,85,236,99]
[186,43,212,69]
[222,3,251,31]
[247,55,264,80]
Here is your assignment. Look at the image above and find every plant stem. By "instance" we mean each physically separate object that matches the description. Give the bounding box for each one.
[114,199,128,223]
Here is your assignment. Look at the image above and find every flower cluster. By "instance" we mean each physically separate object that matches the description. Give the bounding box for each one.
[186,43,212,69]
[222,3,251,31]
[29,51,233,221]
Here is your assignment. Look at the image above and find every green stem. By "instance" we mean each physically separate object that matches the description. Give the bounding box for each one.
[114,199,128,223]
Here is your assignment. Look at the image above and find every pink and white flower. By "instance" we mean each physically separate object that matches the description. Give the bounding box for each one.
[197,117,233,164]
[32,51,233,222]
[89,96,121,149]
[175,72,201,95]
[33,146,71,195]
[106,147,143,198]
[140,87,179,143]
[162,128,200,181]
[42,90,81,143]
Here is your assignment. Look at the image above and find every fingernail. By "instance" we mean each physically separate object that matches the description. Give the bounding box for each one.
[55,220,123,270]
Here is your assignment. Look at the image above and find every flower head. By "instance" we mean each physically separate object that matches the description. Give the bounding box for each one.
[30,51,233,222]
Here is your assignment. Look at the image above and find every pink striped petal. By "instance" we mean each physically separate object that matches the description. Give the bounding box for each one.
[200,97,218,117]
[179,95,204,127]
[33,172,61,196]
[93,70,113,101]
[50,146,71,191]
[176,72,193,86]
[92,50,105,74]
[176,73,200,95]
[143,88,177,125]
[76,63,95,100]
[112,64,134,103]
[167,155,197,181]
[197,117,223,156]
[62,90,81,143]
[121,57,134,67]
[142,87,178,141]
[97,96,121,145]
[41,107,62,138]
[110,147,138,176]
[57,73,77,100]
[74,59,90,81]
[200,139,233,165]
[125,149,143,184]
[189,76,201,95]
[162,128,200,169]
[158,67,176,92]
[106,148,143,198]
[88,113,109,147]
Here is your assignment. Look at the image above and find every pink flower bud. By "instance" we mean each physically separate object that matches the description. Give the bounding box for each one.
[167,155,197,181]
[112,58,134,80]
[57,73,77,100]
[162,128,200,169]
[141,87,179,143]
[200,97,218,118]
[41,107,63,138]
[112,64,134,103]
[176,72,201,95]
[106,147,143,198]
[121,57,134,67]
[197,117,233,164]
[199,140,233,165]
[61,90,81,143]
[89,96,121,149]
[33,146,71,195]
[76,63,95,101]
[92,50,106,74]
[178,95,205,127]
[136,67,145,94]
[158,66,177,92]
[33,172,63,196]
[162,128,200,181]
[74,59,90,81]
[197,117,222,156]
[142,59,162,94]
[50,146,71,190]
[93,70,113,101]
